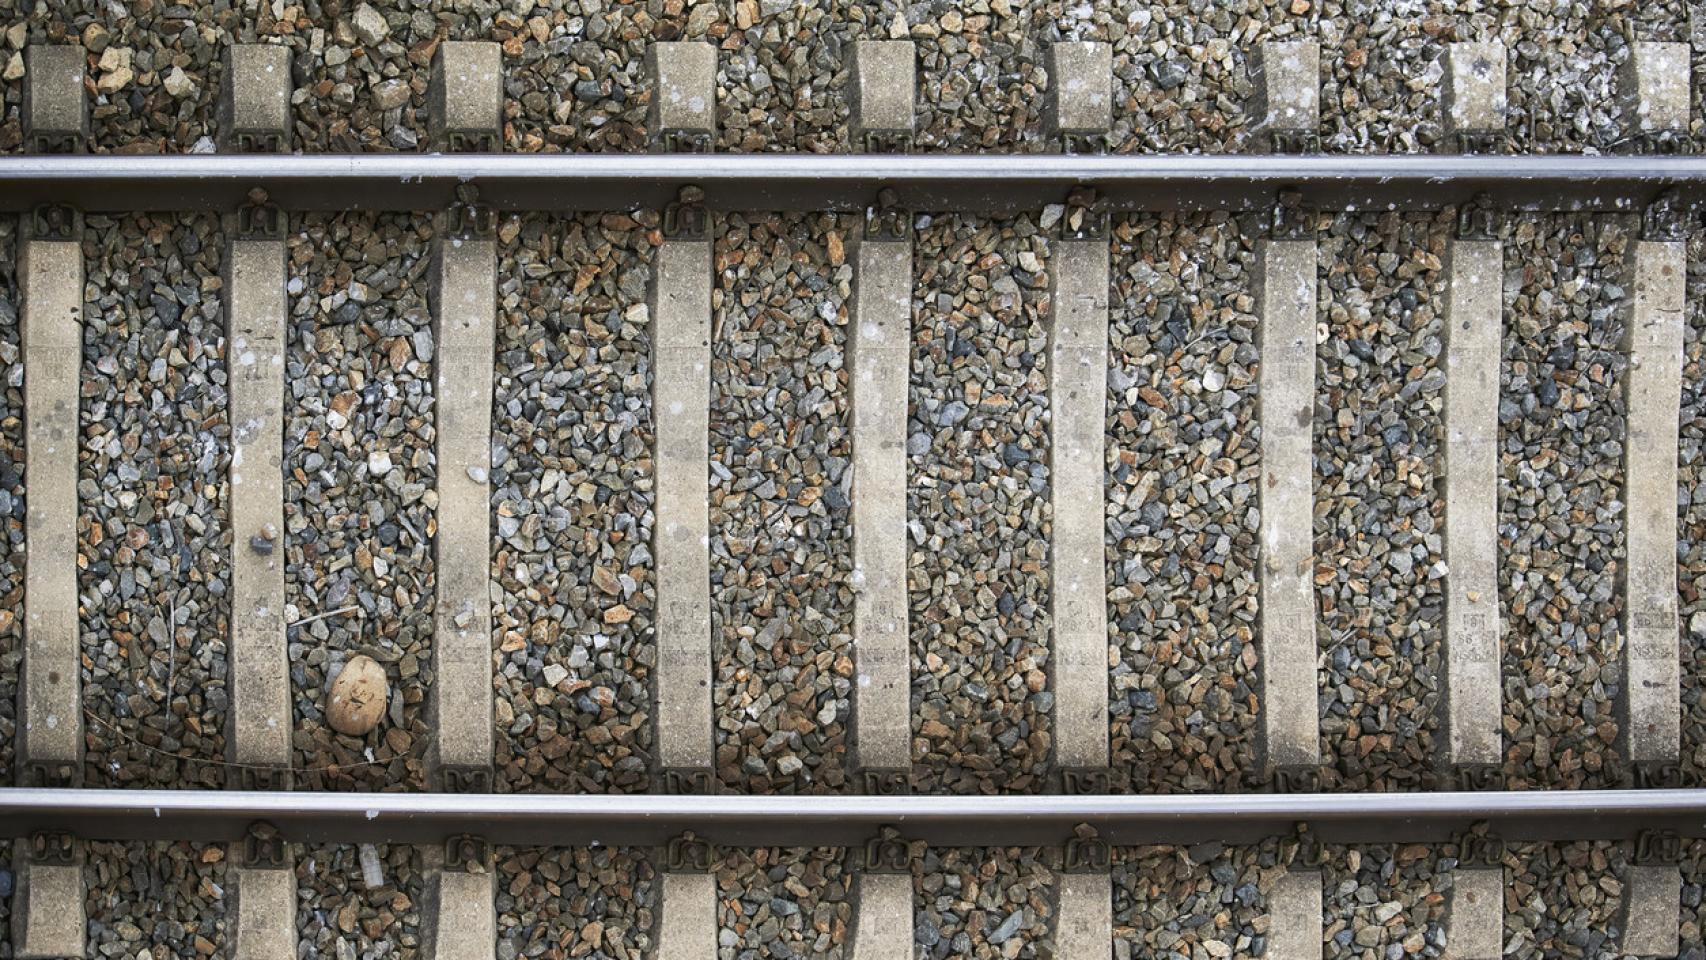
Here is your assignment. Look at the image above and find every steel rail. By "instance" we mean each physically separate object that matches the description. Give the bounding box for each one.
[6,788,1706,847]
[0,154,1703,214]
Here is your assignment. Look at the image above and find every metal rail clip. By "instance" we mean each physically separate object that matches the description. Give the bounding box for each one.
[861,827,911,874]
[665,831,716,872]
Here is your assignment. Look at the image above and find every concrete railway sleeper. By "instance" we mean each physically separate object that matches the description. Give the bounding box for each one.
[5,176,1706,796]
[1,0,1706,800]
[4,12,1706,960]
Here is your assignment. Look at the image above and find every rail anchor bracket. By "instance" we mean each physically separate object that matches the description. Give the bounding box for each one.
[1278,823,1327,869]
[236,188,285,242]
[665,831,716,872]
[243,822,289,870]
[861,827,912,874]
[444,834,490,872]
[663,186,709,242]
[1064,827,1111,873]
[1059,187,1109,242]
[27,203,82,242]
[1452,821,1505,867]
[1634,828,1683,866]
[858,768,910,795]
[1455,192,1502,242]
[1632,761,1685,789]
[29,830,77,867]
[863,187,911,243]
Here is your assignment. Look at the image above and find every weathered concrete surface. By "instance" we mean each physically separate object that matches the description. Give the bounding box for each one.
[432,237,497,778]
[652,240,715,780]
[20,238,83,785]
[850,235,912,778]
[23,45,85,151]
[850,41,916,140]
[227,239,292,781]
[1050,239,1110,773]
[1622,240,1684,770]
[1056,871,1112,960]
[432,867,496,960]
[1047,42,1112,136]
[1256,239,1320,772]
[1253,41,1318,146]
[658,871,716,960]
[232,866,296,960]
[1267,869,1323,960]
[851,871,912,960]
[1442,42,1507,138]
[1444,867,1503,960]
[1620,863,1680,958]
[223,44,292,151]
[1443,239,1503,770]
[648,41,716,146]
[1620,42,1690,134]
[433,41,503,151]
[13,856,83,959]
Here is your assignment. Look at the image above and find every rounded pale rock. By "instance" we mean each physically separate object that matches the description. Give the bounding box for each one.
[327,655,388,736]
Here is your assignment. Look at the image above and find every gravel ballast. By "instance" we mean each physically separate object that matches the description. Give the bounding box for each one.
[491,212,656,794]
[1111,840,1280,960]
[1503,841,1630,960]
[1498,214,1629,790]
[1319,844,1446,959]
[79,212,229,789]
[495,844,655,960]
[1313,211,1448,791]
[1680,236,1706,785]
[285,212,435,791]
[710,212,853,793]
[718,846,852,960]
[909,214,1051,794]
[914,845,1053,960]
[1105,213,1260,793]
[297,843,424,960]
[83,840,227,960]
[0,216,19,783]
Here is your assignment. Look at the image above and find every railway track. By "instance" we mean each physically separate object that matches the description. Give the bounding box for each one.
[1,13,1706,960]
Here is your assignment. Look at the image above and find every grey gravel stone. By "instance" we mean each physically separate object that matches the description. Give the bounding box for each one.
[494,845,654,960]
[1503,841,1629,960]
[1683,238,1706,784]
[1107,213,1259,793]
[84,840,226,959]
[1113,840,1283,959]
[285,212,435,791]
[910,214,1051,794]
[1314,212,1449,791]
[716,0,866,152]
[1320,844,1445,959]
[298,843,423,960]
[79,212,230,789]
[0,216,18,781]
[0,3,1702,156]
[911,2,1046,152]
[1682,840,1706,960]
[1499,214,1630,790]
[491,213,655,793]
[499,1,722,152]
[0,5,225,153]
[916,846,1052,960]
[711,213,852,793]
[717,847,851,959]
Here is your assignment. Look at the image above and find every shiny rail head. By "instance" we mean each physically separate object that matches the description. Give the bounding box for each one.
[2,154,1706,214]
[4,788,1706,847]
